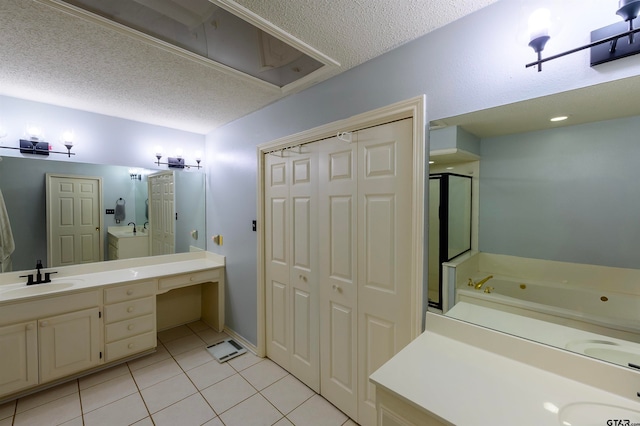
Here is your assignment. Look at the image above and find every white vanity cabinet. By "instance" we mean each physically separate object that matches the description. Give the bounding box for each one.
[107,231,149,260]
[0,290,103,399]
[0,321,38,396]
[0,253,225,403]
[103,280,156,362]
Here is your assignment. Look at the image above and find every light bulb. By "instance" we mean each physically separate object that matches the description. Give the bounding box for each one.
[155,146,163,157]
[175,148,183,158]
[26,124,42,140]
[528,8,550,41]
[62,130,74,145]
[195,151,202,162]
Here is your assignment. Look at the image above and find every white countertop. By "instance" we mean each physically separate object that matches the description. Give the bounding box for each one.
[0,251,225,303]
[370,312,640,425]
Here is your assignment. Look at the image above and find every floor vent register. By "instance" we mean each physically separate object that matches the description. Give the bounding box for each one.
[207,338,247,363]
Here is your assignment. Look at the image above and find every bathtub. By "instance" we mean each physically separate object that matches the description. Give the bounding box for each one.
[455,276,640,343]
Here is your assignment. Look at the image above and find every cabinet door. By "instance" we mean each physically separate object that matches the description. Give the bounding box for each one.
[0,321,38,396]
[39,307,102,383]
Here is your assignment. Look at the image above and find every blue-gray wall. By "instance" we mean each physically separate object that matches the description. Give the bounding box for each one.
[0,95,204,168]
[205,0,640,345]
[479,115,640,269]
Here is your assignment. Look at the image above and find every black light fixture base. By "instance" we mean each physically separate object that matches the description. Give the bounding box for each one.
[168,157,185,169]
[591,19,640,66]
[19,139,49,156]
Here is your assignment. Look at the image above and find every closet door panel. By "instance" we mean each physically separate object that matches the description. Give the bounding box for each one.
[319,138,358,420]
[328,301,354,388]
[357,119,414,426]
[265,155,291,370]
[289,147,319,392]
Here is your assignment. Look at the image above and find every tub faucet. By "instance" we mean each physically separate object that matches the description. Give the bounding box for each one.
[474,275,493,290]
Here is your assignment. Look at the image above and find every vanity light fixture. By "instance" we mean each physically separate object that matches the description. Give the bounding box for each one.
[154,146,202,169]
[129,168,142,180]
[527,0,640,72]
[0,125,76,157]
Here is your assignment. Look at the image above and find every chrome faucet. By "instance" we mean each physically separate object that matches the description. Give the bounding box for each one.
[474,275,493,290]
[19,259,57,285]
[128,221,137,234]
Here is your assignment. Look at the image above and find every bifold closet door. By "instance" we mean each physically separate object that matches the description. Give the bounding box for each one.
[356,118,413,426]
[265,146,319,392]
[319,136,359,419]
[319,118,414,424]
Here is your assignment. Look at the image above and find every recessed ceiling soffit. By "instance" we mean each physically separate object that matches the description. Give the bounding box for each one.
[37,0,340,92]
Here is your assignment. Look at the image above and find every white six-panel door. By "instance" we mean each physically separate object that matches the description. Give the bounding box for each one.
[47,174,102,267]
[149,172,175,256]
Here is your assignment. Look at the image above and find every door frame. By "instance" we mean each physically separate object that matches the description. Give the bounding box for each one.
[46,173,104,267]
[256,95,427,357]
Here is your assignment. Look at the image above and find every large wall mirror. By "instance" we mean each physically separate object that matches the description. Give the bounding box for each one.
[433,74,640,370]
[0,156,205,272]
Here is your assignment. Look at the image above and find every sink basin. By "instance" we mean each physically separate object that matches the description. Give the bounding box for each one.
[565,339,640,366]
[559,402,640,426]
[0,281,80,298]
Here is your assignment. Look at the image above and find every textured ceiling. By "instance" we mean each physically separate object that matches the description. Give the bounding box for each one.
[0,0,498,134]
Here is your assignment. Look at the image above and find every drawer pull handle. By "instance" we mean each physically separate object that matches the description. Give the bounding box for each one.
[127,289,134,296]
[332,284,341,293]
[40,321,49,327]
[127,307,134,313]
[128,324,135,331]
[299,275,307,282]
[128,343,135,349]
[190,276,195,281]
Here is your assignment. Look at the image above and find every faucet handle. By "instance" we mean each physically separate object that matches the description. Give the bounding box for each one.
[44,271,57,283]
[19,274,34,285]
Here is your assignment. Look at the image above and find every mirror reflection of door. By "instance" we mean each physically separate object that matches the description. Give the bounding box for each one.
[148,171,175,256]
[46,174,103,267]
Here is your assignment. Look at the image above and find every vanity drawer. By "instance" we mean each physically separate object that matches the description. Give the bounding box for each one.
[105,314,155,343]
[104,296,155,324]
[104,281,155,304]
[105,331,156,362]
[158,269,221,291]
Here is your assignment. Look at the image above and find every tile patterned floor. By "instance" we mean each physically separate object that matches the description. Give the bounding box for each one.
[0,321,358,426]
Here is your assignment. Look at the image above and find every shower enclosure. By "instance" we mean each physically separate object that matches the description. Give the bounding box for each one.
[428,173,472,310]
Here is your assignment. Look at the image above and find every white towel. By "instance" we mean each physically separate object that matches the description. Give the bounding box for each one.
[0,187,15,272]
